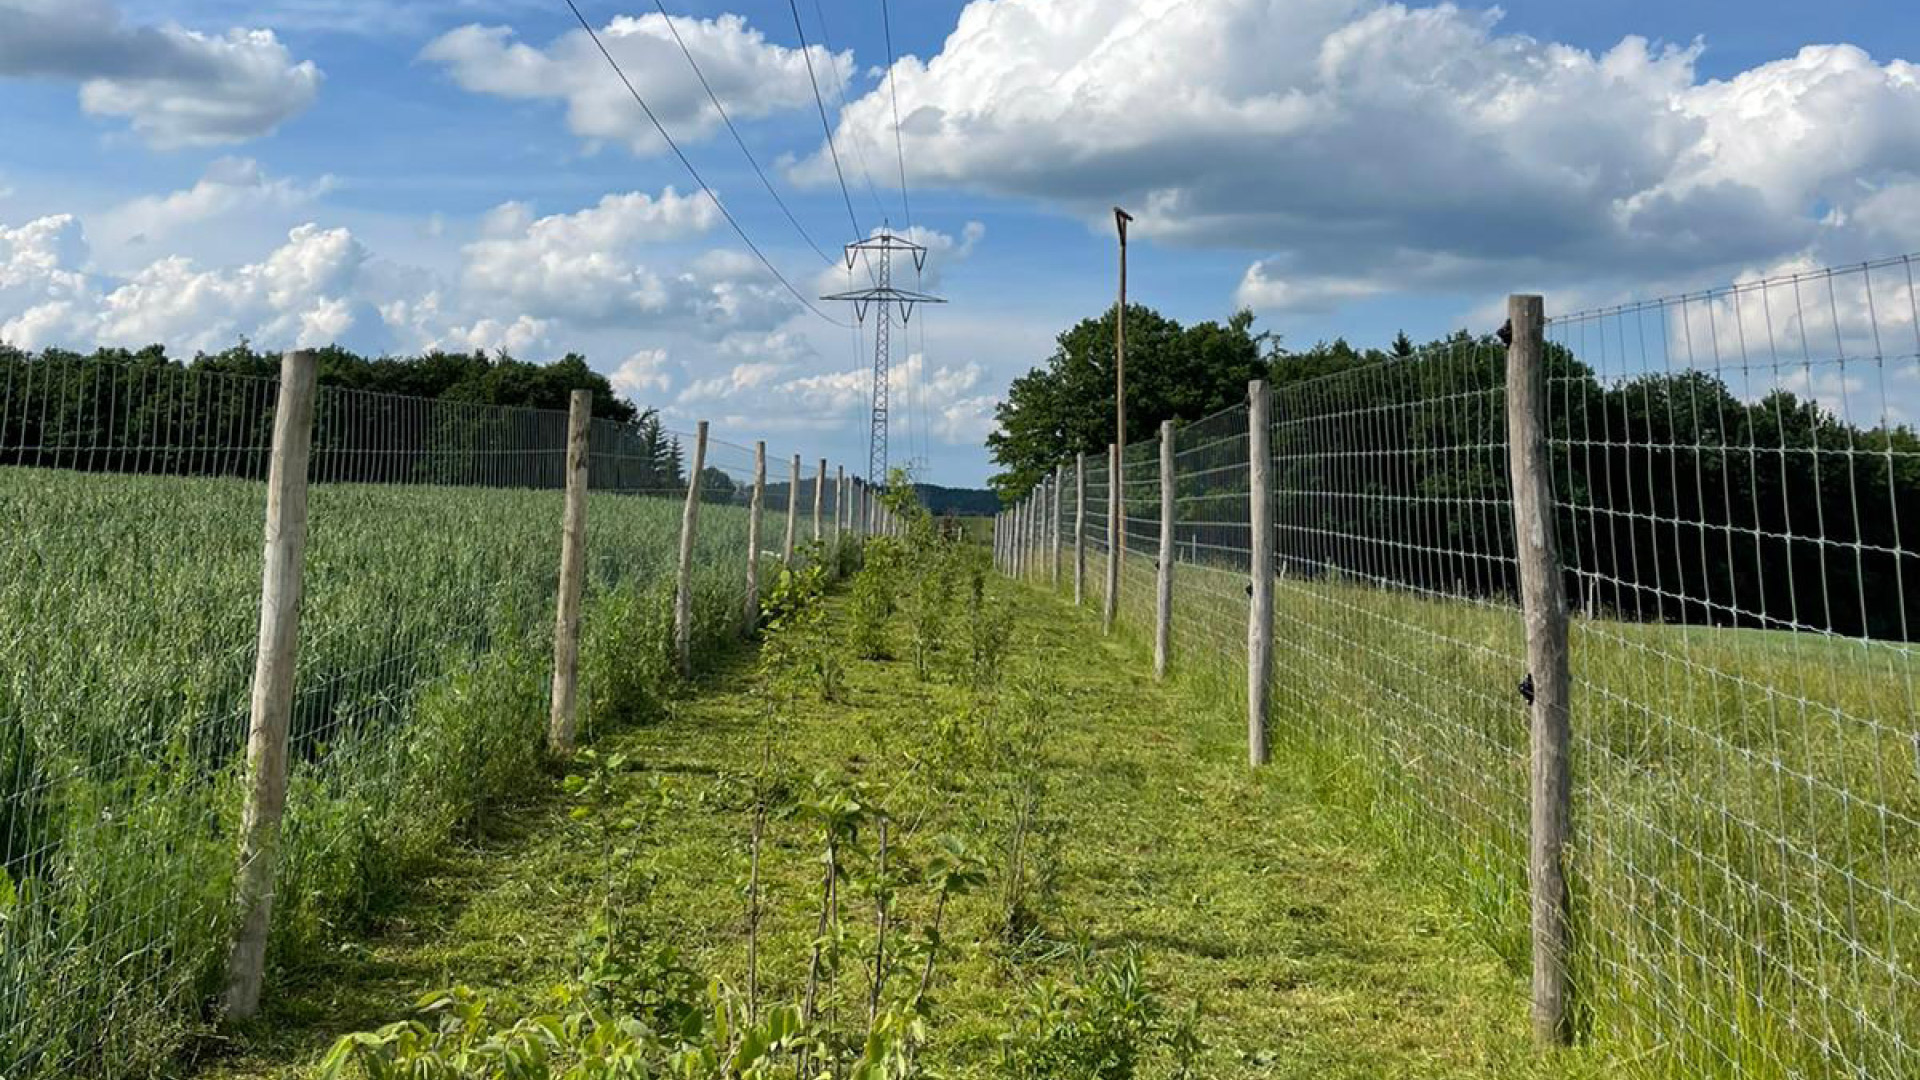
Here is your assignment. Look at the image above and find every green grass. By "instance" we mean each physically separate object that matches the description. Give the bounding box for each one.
[192,565,1571,1080]
[1071,547,1919,1080]
[0,466,796,1080]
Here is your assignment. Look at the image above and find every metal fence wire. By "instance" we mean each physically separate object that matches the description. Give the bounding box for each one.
[0,350,853,1079]
[998,253,1919,1079]
[1546,257,1918,1079]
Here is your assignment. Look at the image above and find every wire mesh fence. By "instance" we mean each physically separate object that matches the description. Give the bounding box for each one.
[0,351,863,1079]
[1546,258,1919,1078]
[994,252,1920,1079]
[1169,405,1253,678]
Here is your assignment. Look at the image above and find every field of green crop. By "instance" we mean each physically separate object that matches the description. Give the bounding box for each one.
[1068,546,1919,1079]
[0,465,788,1080]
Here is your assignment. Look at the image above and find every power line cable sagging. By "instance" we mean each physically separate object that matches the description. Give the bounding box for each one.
[878,0,912,231]
[561,0,848,328]
[648,0,834,265]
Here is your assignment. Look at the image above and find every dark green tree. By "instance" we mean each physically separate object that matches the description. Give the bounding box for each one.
[986,305,1274,499]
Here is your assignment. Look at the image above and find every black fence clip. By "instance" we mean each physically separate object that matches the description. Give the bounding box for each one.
[1518,672,1535,706]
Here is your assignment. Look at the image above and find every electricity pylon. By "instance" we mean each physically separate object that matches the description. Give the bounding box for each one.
[823,230,944,487]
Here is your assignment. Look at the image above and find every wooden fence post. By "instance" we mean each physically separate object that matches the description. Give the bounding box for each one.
[1027,494,1037,578]
[223,348,320,1020]
[745,440,766,629]
[1155,420,1175,680]
[1006,503,1021,572]
[1103,443,1120,632]
[1247,380,1273,767]
[674,421,709,678]
[783,453,800,563]
[1011,500,1022,579]
[1027,493,1037,578]
[813,458,826,543]
[1504,293,1574,1045]
[1042,477,1054,581]
[547,389,593,757]
[834,465,846,552]
[1074,452,1087,604]
[1023,497,1034,579]
[1051,463,1065,587]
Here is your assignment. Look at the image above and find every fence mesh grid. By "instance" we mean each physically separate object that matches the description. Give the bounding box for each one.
[1547,258,1918,1078]
[1267,337,1533,995]
[998,252,1919,1079]
[0,351,852,1079]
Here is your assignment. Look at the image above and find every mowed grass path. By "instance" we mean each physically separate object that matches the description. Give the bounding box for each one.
[197,577,1574,1079]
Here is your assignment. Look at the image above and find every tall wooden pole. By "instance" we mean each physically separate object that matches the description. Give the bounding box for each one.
[1112,208,1132,629]
[1505,293,1574,1045]
[1154,420,1175,680]
[223,349,319,1020]
[745,440,766,628]
[674,421,709,677]
[1247,380,1273,767]
[1103,442,1120,632]
[547,389,593,756]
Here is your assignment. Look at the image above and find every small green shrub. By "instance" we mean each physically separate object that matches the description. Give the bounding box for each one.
[847,538,905,661]
[998,947,1192,1080]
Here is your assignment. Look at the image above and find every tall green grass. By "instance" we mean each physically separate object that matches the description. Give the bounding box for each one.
[1077,543,1918,1079]
[0,466,772,1078]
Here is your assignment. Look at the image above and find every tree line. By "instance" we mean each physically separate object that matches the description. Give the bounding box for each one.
[0,342,700,495]
[988,309,1919,641]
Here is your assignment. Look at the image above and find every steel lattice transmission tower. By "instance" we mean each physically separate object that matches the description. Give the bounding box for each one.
[823,230,944,487]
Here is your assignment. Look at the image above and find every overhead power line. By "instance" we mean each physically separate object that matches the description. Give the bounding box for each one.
[810,0,890,223]
[561,0,850,328]
[785,0,864,242]
[879,0,912,231]
[648,0,835,265]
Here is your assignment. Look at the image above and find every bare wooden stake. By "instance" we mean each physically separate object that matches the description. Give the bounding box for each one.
[1247,380,1273,767]
[1103,442,1120,632]
[834,464,846,553]
[812,457,826,543]
[1006,499,1021,576]
[1051,463,1065,587]
[1041,477,1054,581]
[674,421,709,678]
[1504,293,1574,1046]
[783,453,800,564]
[745,440,766,629]
[1074,452,1087,604]
[547,389,593,756]
[1155,420,1175,680]
[223,348,320,1021]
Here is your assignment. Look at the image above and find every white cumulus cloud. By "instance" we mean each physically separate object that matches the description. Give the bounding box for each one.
[421,13,841,155]
[0,0,321,148]
[98,157,333,248]
[460,188,720,322]
[805,0,1920,312]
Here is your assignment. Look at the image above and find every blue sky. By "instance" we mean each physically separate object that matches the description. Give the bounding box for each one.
[2,0,1917,485]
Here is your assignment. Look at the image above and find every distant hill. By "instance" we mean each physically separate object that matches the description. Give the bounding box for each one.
[915,483,1000,516]
[758,479,998,516]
